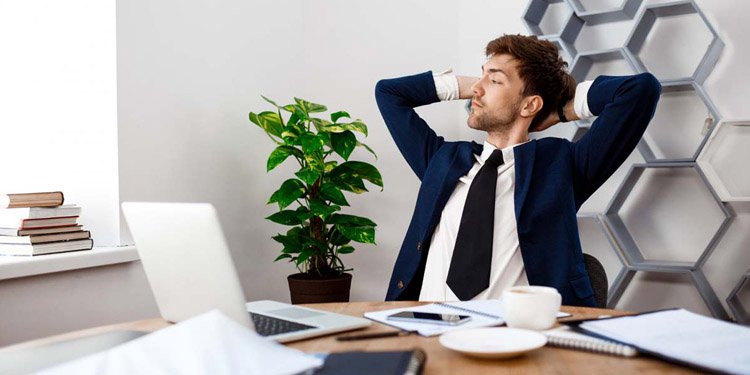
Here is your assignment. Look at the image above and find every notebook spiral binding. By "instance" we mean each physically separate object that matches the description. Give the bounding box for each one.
[434,302,501,320]
[543,327,638,357]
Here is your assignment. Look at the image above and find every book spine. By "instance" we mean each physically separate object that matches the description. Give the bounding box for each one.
[2,192,64,208]
[19,216,79,229]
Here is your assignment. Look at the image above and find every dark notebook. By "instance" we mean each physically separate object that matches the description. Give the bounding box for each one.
[316,349,427,375]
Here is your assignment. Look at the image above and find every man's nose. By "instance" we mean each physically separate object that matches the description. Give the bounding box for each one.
[471,80,483,97]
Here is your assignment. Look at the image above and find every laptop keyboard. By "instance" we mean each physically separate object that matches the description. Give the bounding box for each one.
[250,312,317,336]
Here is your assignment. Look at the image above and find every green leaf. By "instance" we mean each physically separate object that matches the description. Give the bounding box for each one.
[330,130,357,160]
[324,161,338,173]
[295,167,320,185]
[299,133,325,154]
[309,199,340,218]
[295,249,313,265]
[266,210,303,225]
[282,246,303,254]
[318,132,331,147]
[267,145,302,171]
[329,161,383,188]
[330,174,368,193]
[357,141,378,159]
[329,229,351,246]
[318,120,368,136]
[249,111,284,137]
[337,225,375,244]
[286,112,300,126]
[261,95,281,108]
[282,104,308,121]
[273,233,301,251]
[280,122,304,144]
[294,206,313,222]
[320,183,349,206]
[274,253,292,262]
[294,98,327,114]
[310,118,332,133]
[331,111,350,123]
[328,214,376,227]
[337,245,355,254]
[304,151,324,171]
[268,179,306,209]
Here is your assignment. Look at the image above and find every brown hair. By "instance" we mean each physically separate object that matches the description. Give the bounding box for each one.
[485,34,576,130]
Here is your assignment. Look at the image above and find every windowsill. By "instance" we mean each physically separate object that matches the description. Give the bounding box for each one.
[0,245,139,281]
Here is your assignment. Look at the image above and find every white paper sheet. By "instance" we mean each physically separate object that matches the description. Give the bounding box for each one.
[580,309,750,374]
[38,310,323,375]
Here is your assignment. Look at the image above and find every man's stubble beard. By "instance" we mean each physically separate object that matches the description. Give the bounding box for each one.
[467,99,522,133]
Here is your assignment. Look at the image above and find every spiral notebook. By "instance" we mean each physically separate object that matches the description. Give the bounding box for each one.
[542,326,638,357]
[364,300,570,337]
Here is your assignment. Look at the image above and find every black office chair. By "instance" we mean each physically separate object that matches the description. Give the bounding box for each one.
[583,253,608,308]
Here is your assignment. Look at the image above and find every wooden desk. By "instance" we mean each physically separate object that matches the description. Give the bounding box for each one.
[7,301,699,374]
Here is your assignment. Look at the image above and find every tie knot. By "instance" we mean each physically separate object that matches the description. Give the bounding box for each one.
[485,149,504,168]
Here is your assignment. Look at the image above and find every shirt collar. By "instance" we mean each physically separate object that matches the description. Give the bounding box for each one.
[476,140,529,165]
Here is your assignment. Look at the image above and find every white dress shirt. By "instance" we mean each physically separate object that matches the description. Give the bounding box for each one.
[419,70,593,302]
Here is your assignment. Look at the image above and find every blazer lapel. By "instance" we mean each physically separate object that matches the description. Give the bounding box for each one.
[513,139,536,219]
[423,143,481,236]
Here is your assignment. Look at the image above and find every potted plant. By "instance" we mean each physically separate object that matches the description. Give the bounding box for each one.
[249,96,383,304]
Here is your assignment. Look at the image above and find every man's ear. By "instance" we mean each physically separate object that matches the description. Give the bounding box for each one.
[520,95,543,119]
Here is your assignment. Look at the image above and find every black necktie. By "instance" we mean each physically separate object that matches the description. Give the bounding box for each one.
[447,149,504,300]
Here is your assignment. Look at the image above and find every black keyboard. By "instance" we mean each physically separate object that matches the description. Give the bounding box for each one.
[250,312,317,336]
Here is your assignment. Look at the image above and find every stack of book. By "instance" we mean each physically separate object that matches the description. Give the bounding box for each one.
[0,192,93,256]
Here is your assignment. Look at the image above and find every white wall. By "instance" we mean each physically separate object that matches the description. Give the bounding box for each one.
[117,0,465,302]
[117,0,750,315]
[0,0,121,246]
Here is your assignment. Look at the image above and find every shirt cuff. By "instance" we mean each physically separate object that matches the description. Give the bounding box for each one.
[574,80,594,119]
[433,68,459,101]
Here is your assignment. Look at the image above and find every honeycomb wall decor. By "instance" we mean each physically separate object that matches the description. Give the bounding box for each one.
[637,81,720,163]
[697,120,750,202]
[521,0,749,320]
[570,47,637,82]
[603,163,732,268]
[623,0,723,84]
[727,270,750,325]
[567,0,642,25]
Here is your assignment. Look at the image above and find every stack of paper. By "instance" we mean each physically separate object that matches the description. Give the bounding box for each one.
[38,310,323,375]
[578,309,750,374]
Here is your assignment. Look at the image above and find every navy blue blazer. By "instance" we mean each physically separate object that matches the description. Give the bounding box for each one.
[375,71,660,307]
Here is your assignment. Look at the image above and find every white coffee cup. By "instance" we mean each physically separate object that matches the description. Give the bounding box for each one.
[502,285,562,331]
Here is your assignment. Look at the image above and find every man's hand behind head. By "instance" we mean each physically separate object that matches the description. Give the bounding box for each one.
[529,93,580,133]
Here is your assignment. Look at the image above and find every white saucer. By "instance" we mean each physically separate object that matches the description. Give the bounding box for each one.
[438,327,547,359]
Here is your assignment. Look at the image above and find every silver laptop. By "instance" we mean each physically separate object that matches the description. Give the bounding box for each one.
[121,202,370,343]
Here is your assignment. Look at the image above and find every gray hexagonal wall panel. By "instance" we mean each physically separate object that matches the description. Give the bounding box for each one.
[727,270,750,324]
[523,0,582,38]
[637,81,720,163]
[567,0,642,25]
[610,268,730,319]
[697,120,750,202]
[603,163,732,269]
[570,48,637,83]
[624,0,724,84]
[523,0,583,64]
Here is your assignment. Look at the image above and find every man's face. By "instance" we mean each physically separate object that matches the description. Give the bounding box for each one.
[468,54,525,132]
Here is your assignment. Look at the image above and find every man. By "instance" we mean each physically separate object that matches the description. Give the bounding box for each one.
[375,34,660,307]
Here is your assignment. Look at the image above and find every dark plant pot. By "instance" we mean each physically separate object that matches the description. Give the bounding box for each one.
[287,273,352,304]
